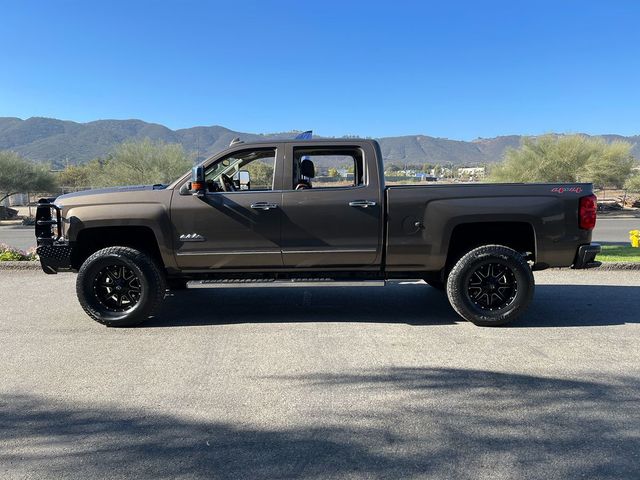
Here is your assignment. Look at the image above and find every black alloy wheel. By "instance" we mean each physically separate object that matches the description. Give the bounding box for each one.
[466,261,517,311]
[93,264,142,312]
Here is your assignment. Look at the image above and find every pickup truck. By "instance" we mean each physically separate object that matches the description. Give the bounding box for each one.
[35,138,600,327]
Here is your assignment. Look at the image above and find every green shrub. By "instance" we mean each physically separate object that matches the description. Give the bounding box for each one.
[489,135,636,188]
[0,244,38,261]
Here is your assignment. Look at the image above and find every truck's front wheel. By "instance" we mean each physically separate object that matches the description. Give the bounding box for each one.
[76,247,166,327]
[446,245,534,326]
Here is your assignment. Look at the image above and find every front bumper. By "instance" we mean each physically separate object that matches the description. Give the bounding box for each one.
[36,243,73,274]
[572,243,601,269]
[35,198,73,274]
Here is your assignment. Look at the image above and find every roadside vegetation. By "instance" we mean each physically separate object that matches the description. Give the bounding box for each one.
[244,160,274,189]
[1,139,193,201]
[598,245,640,263]
[0,243,37,261]
[625,173,640,192]
[489,135,638,189]
[57,139,193,189]
[0,151,58,204]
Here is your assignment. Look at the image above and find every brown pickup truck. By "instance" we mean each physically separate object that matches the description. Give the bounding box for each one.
[35,139,600,327]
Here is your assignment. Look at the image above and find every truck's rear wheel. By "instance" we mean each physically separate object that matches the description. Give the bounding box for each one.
[446,245,534,326]
[76,246,166,327]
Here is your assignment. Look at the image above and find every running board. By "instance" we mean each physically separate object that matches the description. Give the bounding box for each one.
[198,278,386,288]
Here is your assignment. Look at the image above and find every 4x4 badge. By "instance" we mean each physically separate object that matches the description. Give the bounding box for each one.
[179,233,206,242]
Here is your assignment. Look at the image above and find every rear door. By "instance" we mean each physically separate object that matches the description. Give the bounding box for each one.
[279,143,383,268]
[171,145,284,269]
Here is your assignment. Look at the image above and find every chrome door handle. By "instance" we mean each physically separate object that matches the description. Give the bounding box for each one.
[250,202,278,210]
[348,200,377,208]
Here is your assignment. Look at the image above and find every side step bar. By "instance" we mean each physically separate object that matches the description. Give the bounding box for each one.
[198,278,386,288]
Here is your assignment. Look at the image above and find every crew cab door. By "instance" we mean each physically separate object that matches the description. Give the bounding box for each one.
[279,143,383,268]
[170,145,284,269]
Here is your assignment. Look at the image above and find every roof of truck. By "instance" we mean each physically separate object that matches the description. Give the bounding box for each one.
[230,138,377,145]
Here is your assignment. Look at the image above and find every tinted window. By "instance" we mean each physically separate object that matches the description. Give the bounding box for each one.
[292,148,365,190]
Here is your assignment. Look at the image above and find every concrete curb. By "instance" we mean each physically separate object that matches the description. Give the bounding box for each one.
[594,262,640,271]
[597,216,640,220]
[0,261,42,270]
[1,261,640,272]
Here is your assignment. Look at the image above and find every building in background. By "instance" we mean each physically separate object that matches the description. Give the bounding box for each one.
[457,167,486,181]
[1,193,29,208]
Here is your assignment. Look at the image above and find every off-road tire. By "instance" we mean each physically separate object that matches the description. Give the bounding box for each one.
[76,246,166,327]
[446,245,534,326]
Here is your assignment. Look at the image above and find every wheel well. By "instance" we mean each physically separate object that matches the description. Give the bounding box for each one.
[71,226,164,270]
[446,222,536,269]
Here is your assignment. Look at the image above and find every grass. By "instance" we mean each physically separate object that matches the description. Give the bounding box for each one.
[599,244,640,263]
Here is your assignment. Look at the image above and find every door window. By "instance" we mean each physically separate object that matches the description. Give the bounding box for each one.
[291,147,365,190]
[205,148,276,192]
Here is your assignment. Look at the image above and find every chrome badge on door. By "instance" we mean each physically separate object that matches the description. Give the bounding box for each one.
[179,233,206,242]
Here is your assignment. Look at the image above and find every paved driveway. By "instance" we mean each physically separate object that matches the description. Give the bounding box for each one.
[0,269,639,479]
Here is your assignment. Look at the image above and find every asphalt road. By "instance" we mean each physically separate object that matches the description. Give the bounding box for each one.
[1,216,640,251]
[0,224,35,250]
[0,269,638,480]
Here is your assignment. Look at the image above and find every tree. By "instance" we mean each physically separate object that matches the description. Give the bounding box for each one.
[98,139,192,186]
[56,160,107,190]
[586,142,636,188]
[625,173,640,192]
[57,164,92,190]
[489,135,635,188]
[0,151,57,203]
[244,160,274,189]
[328,168,339,177]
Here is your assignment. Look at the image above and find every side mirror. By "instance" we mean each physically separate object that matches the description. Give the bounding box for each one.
[190,166,206,197]
[238,170,251,190]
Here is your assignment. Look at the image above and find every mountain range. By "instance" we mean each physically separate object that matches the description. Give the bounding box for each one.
[1,117,638,168]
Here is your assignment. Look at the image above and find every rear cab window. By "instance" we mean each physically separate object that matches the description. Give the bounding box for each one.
[291,147,366,191]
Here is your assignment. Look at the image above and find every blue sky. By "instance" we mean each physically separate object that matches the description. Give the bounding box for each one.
[1,0,639,139]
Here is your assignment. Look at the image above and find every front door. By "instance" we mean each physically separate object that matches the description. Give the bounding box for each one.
[171,145,284,270]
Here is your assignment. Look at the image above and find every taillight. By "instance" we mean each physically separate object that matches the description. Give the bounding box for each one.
[579,194,597,230]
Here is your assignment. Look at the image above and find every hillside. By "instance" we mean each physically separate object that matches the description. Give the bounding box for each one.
[1,117,638,168]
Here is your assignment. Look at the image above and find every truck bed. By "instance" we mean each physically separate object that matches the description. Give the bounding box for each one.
[384,183,593,272]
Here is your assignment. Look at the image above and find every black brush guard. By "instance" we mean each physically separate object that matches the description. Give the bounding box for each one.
[35,198,72,274]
